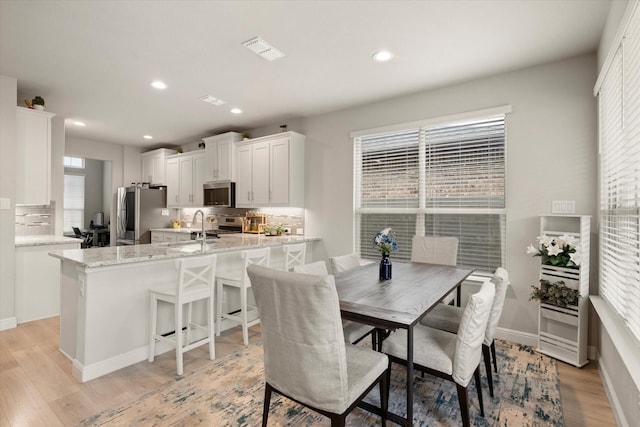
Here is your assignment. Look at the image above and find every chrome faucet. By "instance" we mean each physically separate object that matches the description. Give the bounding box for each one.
[192,209,206,251]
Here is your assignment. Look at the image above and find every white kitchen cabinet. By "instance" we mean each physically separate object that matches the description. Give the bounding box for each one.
[141,148,176,185]
[15,241,80,324]
[235,132,305,208]
[536,214,591,367]
[151,230,192,243]
[166,151,206,207]
[203,132,243,182]
[16,107,56,205]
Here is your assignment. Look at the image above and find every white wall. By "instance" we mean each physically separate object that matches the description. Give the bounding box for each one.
[0,75,17,328]
[294,53,598,339]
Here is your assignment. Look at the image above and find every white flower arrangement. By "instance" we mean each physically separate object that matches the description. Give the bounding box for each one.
[526,234,582,268]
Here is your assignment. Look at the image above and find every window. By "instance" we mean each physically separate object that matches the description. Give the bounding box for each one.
[64,156,84,168]
[64,173,85,233]
[353,108,508,272]
[597,7,640,341]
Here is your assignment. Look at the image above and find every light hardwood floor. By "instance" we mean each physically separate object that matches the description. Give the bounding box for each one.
[0,317,617,426]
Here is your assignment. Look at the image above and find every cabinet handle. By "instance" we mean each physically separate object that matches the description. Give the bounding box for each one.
[269,190,272,201]
[251,191,254,201]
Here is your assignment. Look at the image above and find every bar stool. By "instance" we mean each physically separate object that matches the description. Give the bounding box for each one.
[215,247,270,345]
[148,254,217,376]
[282,242,306,271]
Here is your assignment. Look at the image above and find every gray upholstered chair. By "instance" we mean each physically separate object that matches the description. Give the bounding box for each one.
[329,254,378,347]
[215,247,270,345]
[411,235,459,305]
[293,260,377,349]
[247,264,390,427]
[420,267,509,397]
[148,254,217,376]
[381,280,495,427]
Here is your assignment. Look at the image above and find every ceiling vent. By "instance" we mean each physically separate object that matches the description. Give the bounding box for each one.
[199,95,226,106]
[242,37,285,61]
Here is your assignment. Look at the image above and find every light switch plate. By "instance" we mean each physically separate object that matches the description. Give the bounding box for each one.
[161,209,169,216]
[0,198,10,210]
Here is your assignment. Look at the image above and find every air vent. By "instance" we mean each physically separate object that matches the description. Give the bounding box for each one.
[199,95,226,106]
[242,37,285,61]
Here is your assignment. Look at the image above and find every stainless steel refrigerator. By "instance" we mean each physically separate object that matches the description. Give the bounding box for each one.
[116,186,168,245]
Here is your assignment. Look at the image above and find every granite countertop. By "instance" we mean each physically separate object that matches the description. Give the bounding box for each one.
[16,235,82,247]
[49,234,320,269]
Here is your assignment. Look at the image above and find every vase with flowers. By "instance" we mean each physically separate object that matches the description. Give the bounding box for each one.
[526,234,582,268]
[373,228,398,280]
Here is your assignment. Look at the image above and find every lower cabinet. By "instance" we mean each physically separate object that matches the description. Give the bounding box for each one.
[15,241,80,324]
[151,231,192,243]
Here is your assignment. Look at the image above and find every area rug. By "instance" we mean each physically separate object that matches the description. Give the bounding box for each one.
[79,340,563,426]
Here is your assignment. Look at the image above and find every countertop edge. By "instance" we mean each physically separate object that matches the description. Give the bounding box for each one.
[16,235,82,247]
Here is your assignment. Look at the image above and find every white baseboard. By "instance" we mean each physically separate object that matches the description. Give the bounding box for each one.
[597,351,631,427]
[0,317,17,331]
[494,326,538,347]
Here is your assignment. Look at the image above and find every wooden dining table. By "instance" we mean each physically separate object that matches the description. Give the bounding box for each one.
[334,260,474,426]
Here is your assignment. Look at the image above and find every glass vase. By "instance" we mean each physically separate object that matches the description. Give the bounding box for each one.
[379,254,392,280]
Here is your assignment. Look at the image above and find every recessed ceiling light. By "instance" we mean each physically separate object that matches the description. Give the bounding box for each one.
[73,121,86,127]
[143,135,153,140]
[372,50,394,62]
[199,95,226,106]
[242,37,285,61]
[230,108,243,114]
[150,81,167,90]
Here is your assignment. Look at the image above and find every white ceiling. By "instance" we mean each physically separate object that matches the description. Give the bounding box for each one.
[0,0,611,148]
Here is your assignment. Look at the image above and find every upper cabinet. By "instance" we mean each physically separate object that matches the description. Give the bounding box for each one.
[16,107,56,205]
[203,131,243,182]
[166,151,206,208]
[141,148,176,185]
[235,131,305,208]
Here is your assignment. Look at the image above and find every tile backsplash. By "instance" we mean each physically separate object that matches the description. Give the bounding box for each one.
[15,202,55,236]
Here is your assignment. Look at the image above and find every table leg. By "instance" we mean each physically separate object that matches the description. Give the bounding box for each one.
[406,327,413,425]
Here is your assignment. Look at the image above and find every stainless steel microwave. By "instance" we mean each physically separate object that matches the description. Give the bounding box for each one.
[203,181,235,207]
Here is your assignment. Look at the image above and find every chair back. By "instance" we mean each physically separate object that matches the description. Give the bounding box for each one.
[72,227,83,238]
[240,247,270,286]
[485,267,509,345]
[292,260,329,275]
[330,253,362,274]
[174,254,217,298]
[283,243,306,271]
[410,236,458,266]
[247,264,348,412]
[452,280,495,386]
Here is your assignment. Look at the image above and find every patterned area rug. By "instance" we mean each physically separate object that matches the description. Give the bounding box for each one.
[79,340,563,426]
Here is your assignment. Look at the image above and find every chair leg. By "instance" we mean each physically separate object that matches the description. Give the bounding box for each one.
[474,366,485,417]
[455,383,471,427]
[216,281,223,337]
[329,414,346,427]
[241,285,249,346]
[148,294,157,362]
[491,340,498,373]
[482,344,494,398]
[186,301,193,346]
[380,362,391,426]
[208,297,215,360]
[175,301,184,376]
[262,383,272,427]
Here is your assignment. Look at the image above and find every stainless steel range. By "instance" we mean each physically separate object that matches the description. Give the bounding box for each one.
[190,215,244,240]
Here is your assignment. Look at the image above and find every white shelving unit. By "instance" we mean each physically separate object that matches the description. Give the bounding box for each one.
[536,214,590,367]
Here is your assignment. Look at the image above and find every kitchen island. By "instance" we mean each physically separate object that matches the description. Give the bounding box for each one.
[49,234,320,382]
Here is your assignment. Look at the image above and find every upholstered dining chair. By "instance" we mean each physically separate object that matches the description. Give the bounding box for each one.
[293,260,377,349]
[411,235,459,305]
[215,247,270,345]
[247,264,390,427]
[381,280,495,427]
[420,267,509,397]
[148,254,217,376]
[329,254,378,347]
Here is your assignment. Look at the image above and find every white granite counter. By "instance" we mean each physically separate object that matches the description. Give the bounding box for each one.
[16,235,82,247]
[49,234,320,269]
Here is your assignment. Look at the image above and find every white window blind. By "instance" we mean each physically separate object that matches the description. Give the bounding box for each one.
[64,174,85,233]
[354,113,506,271]
[598,6,640,342]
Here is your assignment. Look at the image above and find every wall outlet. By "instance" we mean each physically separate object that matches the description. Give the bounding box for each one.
[0,198,10,210]
[161,209,169,216]
[552,200,576,214]
[296,228,304,235]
